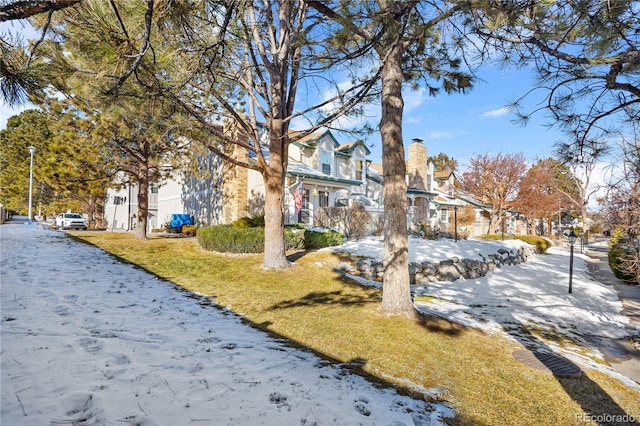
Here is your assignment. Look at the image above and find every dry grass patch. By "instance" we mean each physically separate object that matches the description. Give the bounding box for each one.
[72,232,640,425]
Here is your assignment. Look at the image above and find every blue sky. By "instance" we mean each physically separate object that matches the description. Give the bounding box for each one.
[1,65,563,167]
[324,65,564,167]
[1,18,565,168]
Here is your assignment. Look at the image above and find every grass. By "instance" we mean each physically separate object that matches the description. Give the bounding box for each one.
[71,232,640,425]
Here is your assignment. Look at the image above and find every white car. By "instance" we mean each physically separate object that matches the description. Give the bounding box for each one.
[55,213,88,230]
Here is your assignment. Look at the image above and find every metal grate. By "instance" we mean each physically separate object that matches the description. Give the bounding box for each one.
[513,349,583,378]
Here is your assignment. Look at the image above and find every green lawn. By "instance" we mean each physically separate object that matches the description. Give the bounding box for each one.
[72,232,640,425]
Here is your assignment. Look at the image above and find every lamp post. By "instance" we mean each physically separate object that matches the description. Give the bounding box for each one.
[567,230,577,294]
[454,205,458,242]
[27,146,36,224]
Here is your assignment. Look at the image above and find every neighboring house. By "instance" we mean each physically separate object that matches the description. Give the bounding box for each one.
[104,131,524,237]
[104,128,374,230]
[367,138,511,238]
[283,130,372,224]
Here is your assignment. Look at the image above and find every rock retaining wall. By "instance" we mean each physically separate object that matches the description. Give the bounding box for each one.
[338,245,537,284]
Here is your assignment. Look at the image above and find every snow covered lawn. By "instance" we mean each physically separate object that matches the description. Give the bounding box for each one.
[1,223,451,425]
[329,236,639,387]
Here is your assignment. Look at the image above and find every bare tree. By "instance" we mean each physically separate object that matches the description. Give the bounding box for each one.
[162,1,377,269]
[461,152,528,234]
[554,138,610,236]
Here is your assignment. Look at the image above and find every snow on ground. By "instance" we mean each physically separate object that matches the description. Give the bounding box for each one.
[333,235,528,264]
[329,236,640,388]
[3,223,639,426]
[1,222,451,426]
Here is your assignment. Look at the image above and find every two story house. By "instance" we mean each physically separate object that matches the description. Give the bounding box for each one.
[367,138,492,238]
[104,128,373,231]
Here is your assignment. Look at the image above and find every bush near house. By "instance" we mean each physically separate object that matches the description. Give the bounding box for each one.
[608,240,640,284]
[197,224,344,254]
[303,228,345,249]
[481,234,551,254]
[231,214,265,228]
[198,225,265,253]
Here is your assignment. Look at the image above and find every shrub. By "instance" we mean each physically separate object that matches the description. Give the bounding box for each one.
[198,225,344,253]
[197,225,264,253]
[608,235,640,284]
[182,225,197,236]
[284,227,305,250]
[481,234,551,254]
[609,226,627,249]
[608,245,636,282]
[231,214,265,228]
[513,235,552,254]
[303,228,345,249]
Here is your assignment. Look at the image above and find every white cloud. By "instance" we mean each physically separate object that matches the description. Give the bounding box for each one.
[426,129,469,140]
[481,107,510,118]
[402,87,427,112]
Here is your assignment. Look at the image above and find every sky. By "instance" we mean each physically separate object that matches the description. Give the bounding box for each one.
[2,219,638,426]
[328,65,563,167]
[1,16,564,167]
[0,16,616,209]
[0,60,559,166]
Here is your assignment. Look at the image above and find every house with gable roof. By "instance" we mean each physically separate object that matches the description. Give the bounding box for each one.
[367,138,496,238]
[103,127,375,231]
[103,128,524,237]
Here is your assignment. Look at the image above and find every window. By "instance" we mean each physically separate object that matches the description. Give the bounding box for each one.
[318,191,329,208]
[355,160,363,180]
[321,152,331,175]
[440,209,448,221]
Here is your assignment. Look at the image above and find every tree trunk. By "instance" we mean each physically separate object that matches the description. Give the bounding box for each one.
[378,42,416,318]
[262,122,290,270]
[135,163,149,240]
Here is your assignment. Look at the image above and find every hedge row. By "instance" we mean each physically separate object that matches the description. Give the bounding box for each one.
[480,234,551,254]
[197,225,344,253]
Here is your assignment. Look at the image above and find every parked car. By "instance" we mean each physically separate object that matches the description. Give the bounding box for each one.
[55,213,88,230]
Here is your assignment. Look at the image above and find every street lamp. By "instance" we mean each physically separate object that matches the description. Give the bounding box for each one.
[27,146,36,225]
[453,206,458,242]
[567,229,577,294]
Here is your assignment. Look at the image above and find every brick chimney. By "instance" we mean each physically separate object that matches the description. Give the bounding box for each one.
[407,138,427,190]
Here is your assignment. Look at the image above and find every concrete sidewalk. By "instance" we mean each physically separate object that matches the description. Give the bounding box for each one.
[585,243,640,384]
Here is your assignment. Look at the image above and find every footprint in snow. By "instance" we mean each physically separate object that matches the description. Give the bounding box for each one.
[50,392,105,425]
[77,337,103,354]
[353,395,371,416]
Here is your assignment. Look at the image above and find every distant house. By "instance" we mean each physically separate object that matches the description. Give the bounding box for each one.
[367,138,498,238]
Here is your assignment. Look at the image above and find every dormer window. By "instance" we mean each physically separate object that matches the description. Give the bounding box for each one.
[321,152,331,175]
[355,160,363,180]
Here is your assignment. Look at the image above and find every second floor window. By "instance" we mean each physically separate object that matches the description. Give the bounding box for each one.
[355,160,363,180]
[321,152,331,175]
